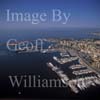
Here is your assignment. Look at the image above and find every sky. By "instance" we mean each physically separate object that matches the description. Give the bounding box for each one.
[0,0,100,29]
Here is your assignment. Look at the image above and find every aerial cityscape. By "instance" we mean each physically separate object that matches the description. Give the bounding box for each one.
[0,0,100,99]
[6,35,100,94]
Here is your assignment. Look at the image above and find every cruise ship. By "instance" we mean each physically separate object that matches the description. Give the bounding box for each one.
[41,49,48,53]
[60,52,70,57]
[47,62,58,70]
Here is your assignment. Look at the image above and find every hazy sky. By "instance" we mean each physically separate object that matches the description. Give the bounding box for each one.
[0,0,100,29]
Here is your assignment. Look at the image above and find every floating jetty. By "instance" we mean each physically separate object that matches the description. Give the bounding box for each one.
[69,64,86,70]
[53,56,78,64]
[47,62,69,85]
[72,69,94,75]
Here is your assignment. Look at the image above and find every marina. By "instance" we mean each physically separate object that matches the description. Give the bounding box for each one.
[46,48,100,94]
[47,60,100,93]
[0,0,100,98]
[0,36,100,98]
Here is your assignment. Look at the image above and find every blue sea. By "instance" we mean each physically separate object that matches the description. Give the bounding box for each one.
[0,28,100,42]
